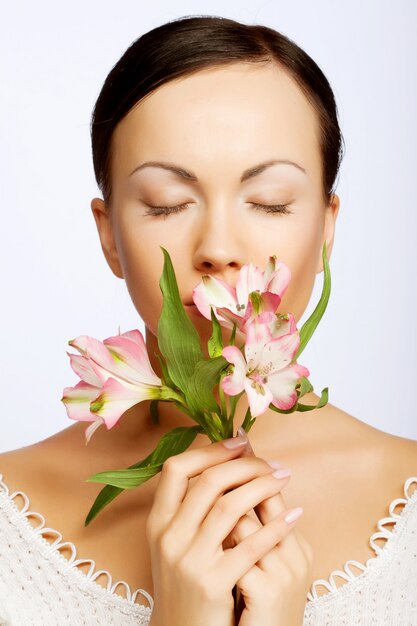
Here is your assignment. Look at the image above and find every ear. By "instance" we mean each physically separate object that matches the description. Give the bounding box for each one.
[90,197,124,279]
[316,193,340,274]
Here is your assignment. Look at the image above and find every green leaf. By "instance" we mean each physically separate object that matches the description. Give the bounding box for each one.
[296,376,314,397]
[268,386,328,415]
[157,247,204,394]
[185,356,230,421]
[240,406,257,434]
[84,425,203,525]
[208,306,224,358]
[86,465,162,490]
[84,448,156,526]
[293,241,331,362]
[155,352,176,389]
[268,402,299,415]
[296,386,328,411]
[228,391,244,422]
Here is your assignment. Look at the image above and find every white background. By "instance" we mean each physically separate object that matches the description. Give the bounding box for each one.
[0,1,416,453]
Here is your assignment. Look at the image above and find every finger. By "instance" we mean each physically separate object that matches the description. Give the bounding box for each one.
[193,470,291,556]
[238,429,292,522]
[149,436,248,533]
[237,428,306,563]
[170,456,276,537]
[220,503,303,589]
[229,507,303,573]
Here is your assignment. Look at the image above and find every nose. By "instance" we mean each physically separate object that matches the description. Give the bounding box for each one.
[192,196,248,282]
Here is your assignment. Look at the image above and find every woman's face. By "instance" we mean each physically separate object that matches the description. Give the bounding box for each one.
[91,62,339,360]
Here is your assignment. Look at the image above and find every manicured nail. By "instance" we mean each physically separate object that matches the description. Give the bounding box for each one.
[223,436,248,449]
[237,427,254,454]
[284,506,303,524]
[272,468,291,479]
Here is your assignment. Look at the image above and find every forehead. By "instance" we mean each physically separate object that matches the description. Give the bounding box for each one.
[111,62,321,183]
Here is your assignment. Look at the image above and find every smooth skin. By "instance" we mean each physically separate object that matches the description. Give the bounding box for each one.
[146,437,312,626]
[90,61,333,624]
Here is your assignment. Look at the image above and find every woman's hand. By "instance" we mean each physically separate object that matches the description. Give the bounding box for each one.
[146,434,303,626]
[230,428,314,626]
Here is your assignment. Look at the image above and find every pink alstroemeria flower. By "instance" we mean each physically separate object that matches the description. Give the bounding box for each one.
[192,255,291,332]
[61,329,162,443]
[221,318,309,417]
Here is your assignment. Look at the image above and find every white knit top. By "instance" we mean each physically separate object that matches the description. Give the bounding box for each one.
[0,472,416,625]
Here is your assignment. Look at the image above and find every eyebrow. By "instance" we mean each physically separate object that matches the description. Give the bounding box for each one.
[129,158,306,182]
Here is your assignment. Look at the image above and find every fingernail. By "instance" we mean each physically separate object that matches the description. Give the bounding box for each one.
[237,427,254,454]
[284,506,303,524]
[222,435,248,449]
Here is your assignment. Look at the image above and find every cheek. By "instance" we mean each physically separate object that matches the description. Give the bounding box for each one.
[115,227,163,325]
[274,215,323,323]
[115,222,188,334]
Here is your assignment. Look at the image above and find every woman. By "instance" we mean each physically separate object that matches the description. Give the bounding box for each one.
[1,15,416,626]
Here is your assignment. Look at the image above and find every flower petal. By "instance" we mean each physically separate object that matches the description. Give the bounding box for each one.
[192,275,237,319]
[85,417,105,444]
[66,352,107,387]
[61,381,101,422]
[235,263,264,306]
[267,364,303,410]
[244,320,273,370]
[243,376,273,417]
[89,377,161,429]
[268,312,298,338]
[266,261,292,298]
[103,332,161,386]
[221,346,247,395]
[262,255,279,286]
[69,335,117,372]
[258,331,300,375]
[243,292,281,329]
[215,306,245,330]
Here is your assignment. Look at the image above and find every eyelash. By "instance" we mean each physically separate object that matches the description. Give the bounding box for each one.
[144,202,293,218]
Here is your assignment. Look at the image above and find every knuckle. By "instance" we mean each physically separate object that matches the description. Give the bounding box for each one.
[162,455,182,476]
[213,493,233,517]
[198,468,218,489]
[158,530,176,563]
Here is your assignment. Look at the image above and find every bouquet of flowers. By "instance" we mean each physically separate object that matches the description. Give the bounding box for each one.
[61,243,330,526]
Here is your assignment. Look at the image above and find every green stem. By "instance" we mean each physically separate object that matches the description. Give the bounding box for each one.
[240,406,256,434]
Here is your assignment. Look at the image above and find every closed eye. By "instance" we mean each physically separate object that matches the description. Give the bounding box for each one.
[143,202,293,218]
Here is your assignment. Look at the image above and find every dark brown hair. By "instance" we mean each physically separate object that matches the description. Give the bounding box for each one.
[91,15,345,207]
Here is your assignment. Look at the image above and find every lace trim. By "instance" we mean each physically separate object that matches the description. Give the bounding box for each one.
[306,475,417,603]
[0,473,154,614]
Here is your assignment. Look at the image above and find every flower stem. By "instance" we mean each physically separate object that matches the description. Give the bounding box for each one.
[240,406,256,434]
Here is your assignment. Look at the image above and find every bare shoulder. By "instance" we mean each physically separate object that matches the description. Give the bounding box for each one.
[0,429,81,522]
[376,427,417,490]
[0,424,154,531]
[326,405,417,500]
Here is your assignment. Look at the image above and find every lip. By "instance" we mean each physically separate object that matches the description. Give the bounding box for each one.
[184,303,205,317]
